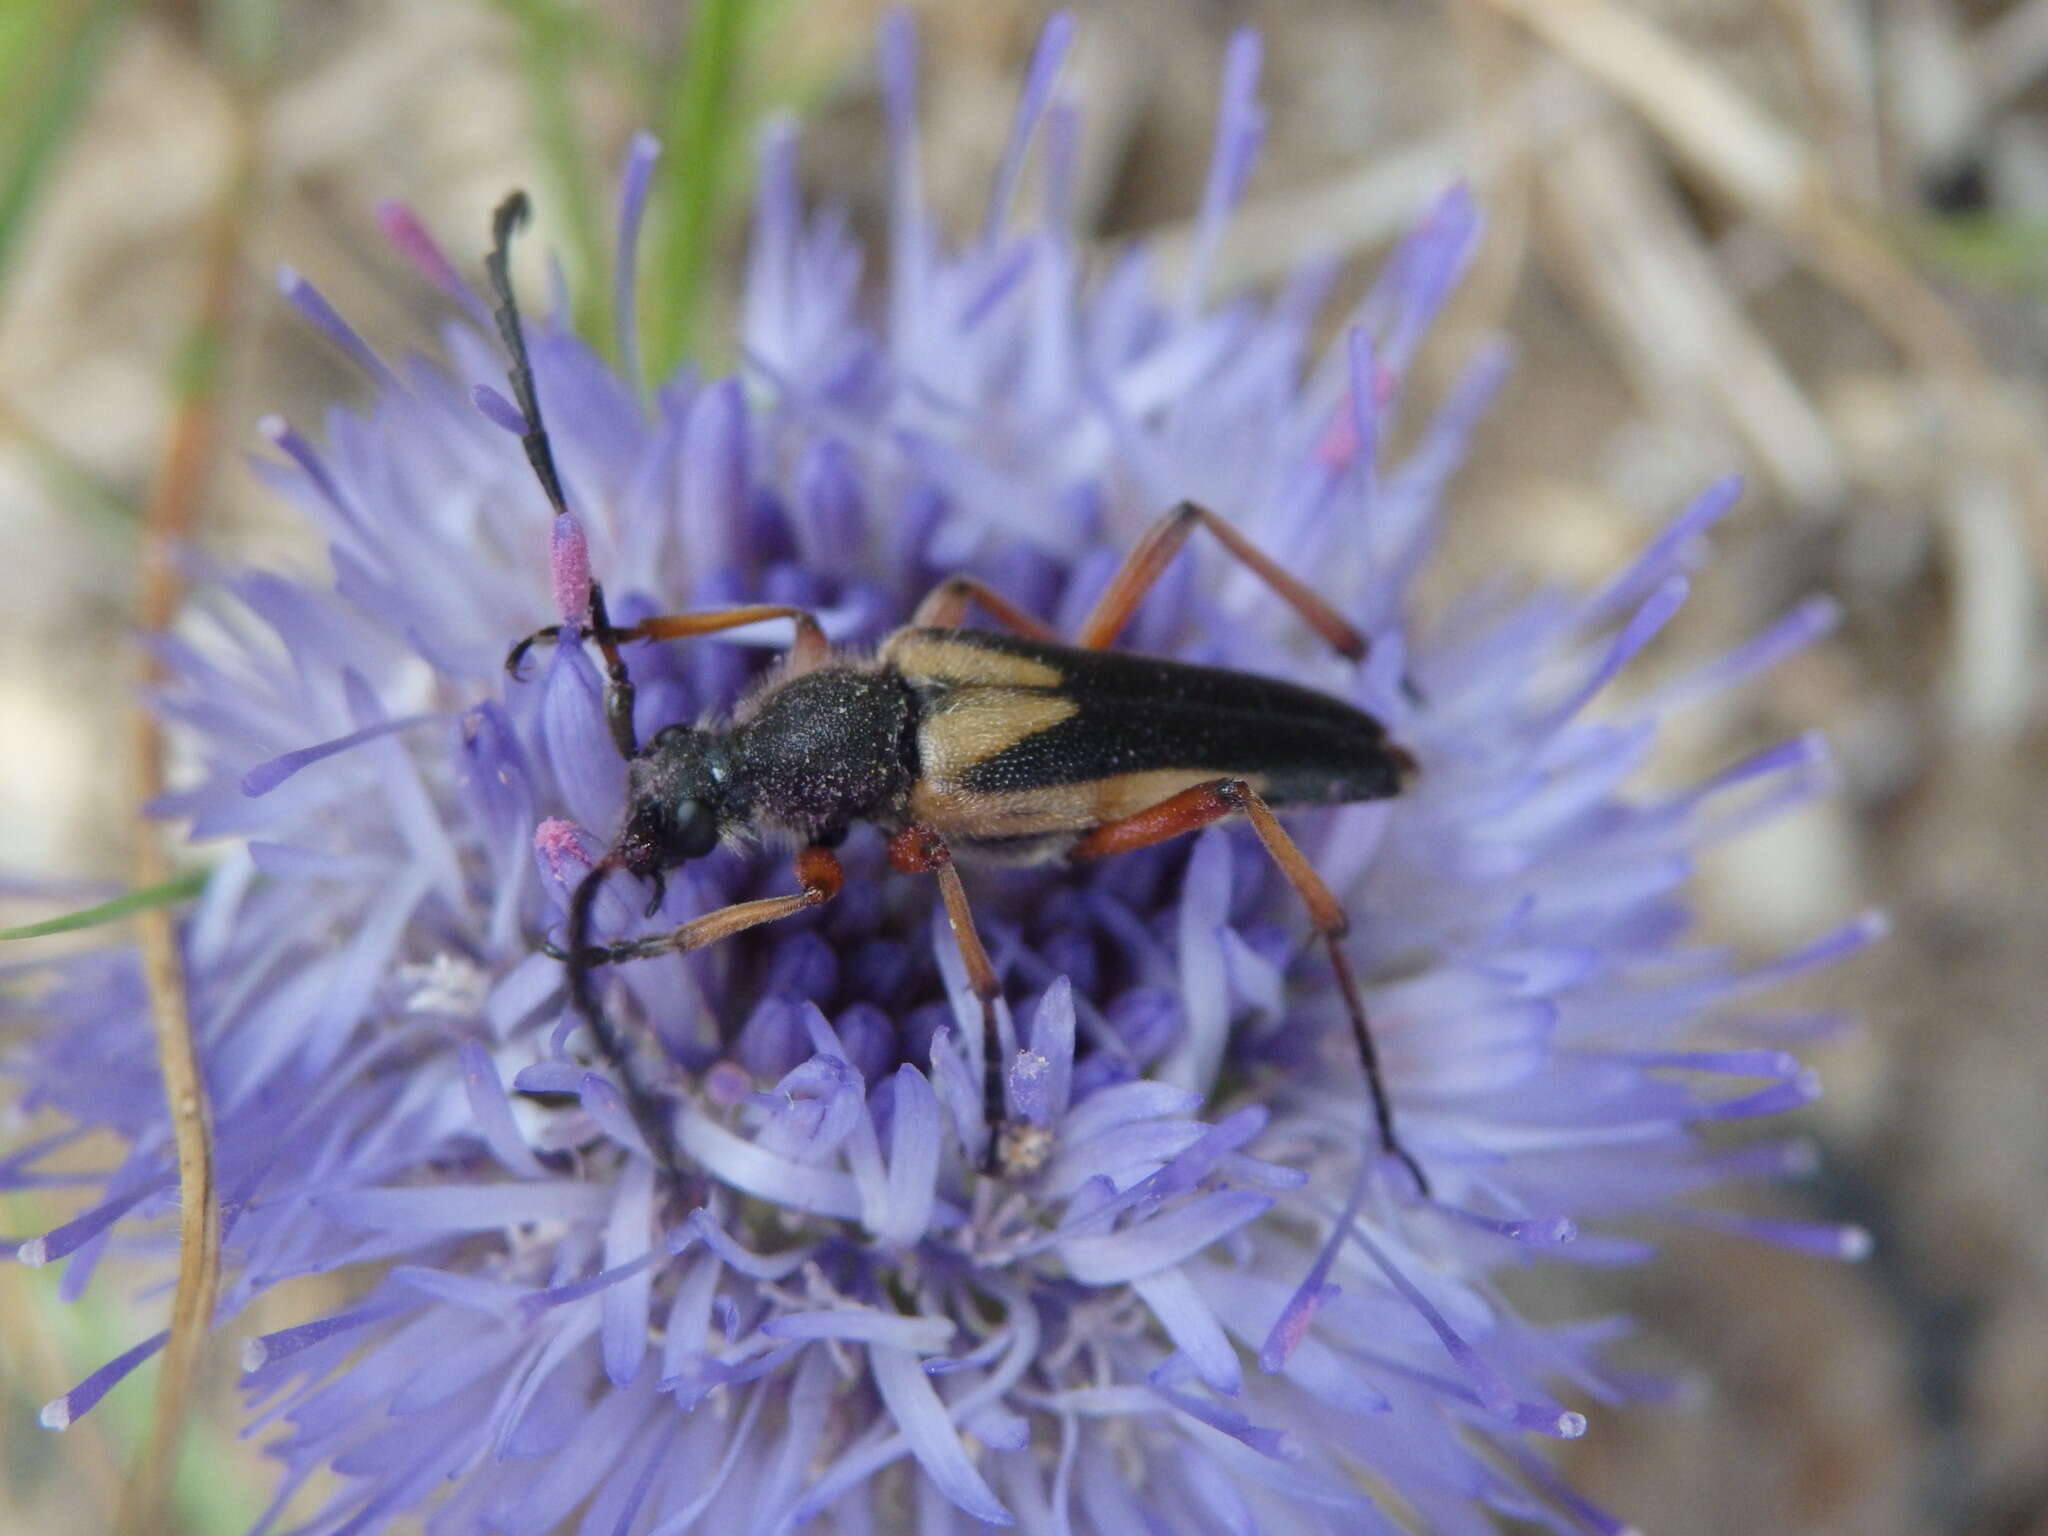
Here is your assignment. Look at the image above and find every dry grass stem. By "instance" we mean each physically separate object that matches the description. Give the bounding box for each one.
[1474,0,2048,721]
[1973,0,2048,108]
[1882,0,1983,183]
[1139,68,1593,294]
[1534,114,1846,511]
[1940,468,2038,736]
[1763,0,1882,206]
[1472,0,1982,371]
[1443,0,1543,346]
[112,102,261,1536]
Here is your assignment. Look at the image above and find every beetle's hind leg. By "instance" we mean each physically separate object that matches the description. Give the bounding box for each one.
[912,504,1367,662]
[1078,500,1368,660]
[911,575,1062,640]
[1072,779,1429,1198]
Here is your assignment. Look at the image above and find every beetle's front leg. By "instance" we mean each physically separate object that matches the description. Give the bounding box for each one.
[885,826,1046,1176]
[554,847,844,968]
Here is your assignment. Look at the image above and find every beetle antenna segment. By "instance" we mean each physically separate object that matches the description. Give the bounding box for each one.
[484,191,571,521]
[488,192,644,758]
[566,857,695,1199]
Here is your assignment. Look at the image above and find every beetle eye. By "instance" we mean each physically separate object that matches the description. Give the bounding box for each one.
[669,797,719,860]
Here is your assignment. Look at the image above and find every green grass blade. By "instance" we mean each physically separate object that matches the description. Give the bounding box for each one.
[645,0,752,379]
[203,0,280,85]
[0,0,133,303]
[0,397,135,529]
[1905,213,2048,295]
[0,868,210,942]
[498,0,611,353]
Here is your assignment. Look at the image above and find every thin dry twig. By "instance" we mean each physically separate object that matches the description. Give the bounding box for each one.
[1136,67,1597,295]
[1471,0,1993,378]
[1473,0,2048,697]
[1534,113,1846,510]
[1973,0,2048,109]
[112,93,261,1536]
[1762,0,1881,207]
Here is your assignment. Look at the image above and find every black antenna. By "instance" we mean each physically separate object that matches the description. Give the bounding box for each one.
[489,191,641,756]
[491,193,693,1203]
[485,192,572,521]
[566,860,692,1195]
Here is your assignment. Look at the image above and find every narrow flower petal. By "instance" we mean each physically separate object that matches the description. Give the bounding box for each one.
[762,1308,956,1351]
[674,1112,865,1219]
[869,1345,1014,1526]
[879,1063,941,1247]
[614,132,662,387]
[984,10,1075,240]
[1133,1267,1241,1395]
[457,1040,549,1178]
[1179,28,1264,313]
[1060,1190,1273,1284]
[41,1331,168,1430]
[375,200,489,322]
[317,1182,610,1231]
[278,266,404,392]
[240,711,445,797]
[473,381,526,434]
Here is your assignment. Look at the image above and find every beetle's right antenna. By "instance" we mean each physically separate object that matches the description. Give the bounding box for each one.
[485,191,571,520]
[565,858,694,1198]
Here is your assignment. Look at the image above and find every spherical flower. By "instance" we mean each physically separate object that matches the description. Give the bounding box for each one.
[4,16,1872,1534]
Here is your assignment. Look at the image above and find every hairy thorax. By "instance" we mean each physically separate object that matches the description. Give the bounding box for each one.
[727,662,921,842]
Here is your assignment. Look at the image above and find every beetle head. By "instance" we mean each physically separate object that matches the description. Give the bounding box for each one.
[614,727,739,903]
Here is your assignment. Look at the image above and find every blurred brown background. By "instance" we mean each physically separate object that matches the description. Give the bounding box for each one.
[2,0,2044,1531]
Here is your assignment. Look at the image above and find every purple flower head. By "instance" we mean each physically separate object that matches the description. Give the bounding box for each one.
[5,15,1871,1533]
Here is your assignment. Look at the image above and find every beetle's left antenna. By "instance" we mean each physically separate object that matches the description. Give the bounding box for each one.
[485,191,571,520]
[492,195,692,1203]
[489,192,644,759]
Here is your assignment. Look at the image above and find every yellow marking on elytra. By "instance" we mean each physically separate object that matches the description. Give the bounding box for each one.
[918,690,1078,779]
[884,630,1066,690]
[887,625,1288,852]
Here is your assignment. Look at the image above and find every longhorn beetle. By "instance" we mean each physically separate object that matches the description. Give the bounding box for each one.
[488,192,1427,1195]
